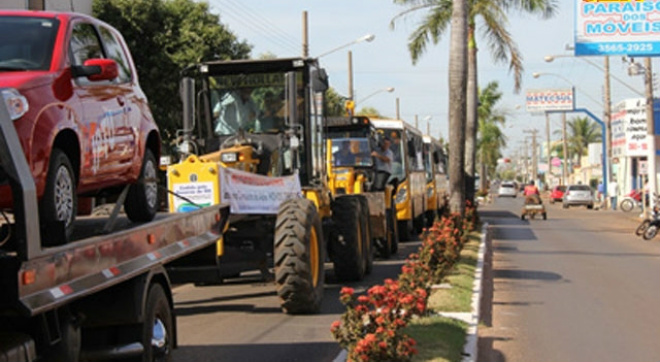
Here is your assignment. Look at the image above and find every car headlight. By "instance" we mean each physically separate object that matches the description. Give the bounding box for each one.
[220,152,238,163]
[1,88,29,121]
[395,187,408,204]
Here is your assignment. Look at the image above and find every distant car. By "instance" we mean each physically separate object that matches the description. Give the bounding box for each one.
[562,184,594,209]
[550,185,567,204]
[498,182,517,198]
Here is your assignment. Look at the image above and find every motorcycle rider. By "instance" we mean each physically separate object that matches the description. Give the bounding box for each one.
[524,180,541,205]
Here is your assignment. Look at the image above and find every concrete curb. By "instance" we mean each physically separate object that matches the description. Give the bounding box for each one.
[460,222,488,362]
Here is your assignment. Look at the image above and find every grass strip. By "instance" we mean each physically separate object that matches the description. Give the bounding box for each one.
[407,229,482,362]
[427,232,481,312]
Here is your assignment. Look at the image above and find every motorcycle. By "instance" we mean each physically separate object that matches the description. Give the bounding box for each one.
[620,189,645,212]
[635,193,660,240]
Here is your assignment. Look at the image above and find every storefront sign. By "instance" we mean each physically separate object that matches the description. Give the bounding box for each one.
[575,0,660,56]
[525,89,574,112]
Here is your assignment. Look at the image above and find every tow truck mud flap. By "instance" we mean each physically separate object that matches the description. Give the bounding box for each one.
[0,331,36,362]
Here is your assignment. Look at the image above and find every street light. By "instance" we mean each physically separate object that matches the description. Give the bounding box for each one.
[532,72,603,107]
[356,87,395,105]
[315,34,376,58]
[544,54,644,97]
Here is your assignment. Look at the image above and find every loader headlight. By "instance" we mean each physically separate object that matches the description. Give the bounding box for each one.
[1,88,28,121]
[221,152,238,163]
[395,187,408,204]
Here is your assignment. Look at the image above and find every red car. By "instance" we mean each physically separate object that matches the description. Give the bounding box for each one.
[550,185,567,204]
[0,11,160,242]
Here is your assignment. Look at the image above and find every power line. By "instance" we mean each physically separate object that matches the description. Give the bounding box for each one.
[212,0,300,55]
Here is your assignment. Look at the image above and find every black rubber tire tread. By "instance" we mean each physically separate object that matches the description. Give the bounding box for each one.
[142,283,173,362]
[125,149,158,222]
[378,208,393,259]
[357,196,373,275]
[425,210,436,228]
[388,205,399,255]
[543,212,547,220]
[636,219,651,236]
[643,224,659,240]
[274,198,325,314]
[40,148,77,243]
[398,219,413,242]
[331,196,366,282]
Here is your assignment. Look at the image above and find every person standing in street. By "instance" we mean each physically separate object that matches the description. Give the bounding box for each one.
[608,179,619,211]
[371,137,393,190]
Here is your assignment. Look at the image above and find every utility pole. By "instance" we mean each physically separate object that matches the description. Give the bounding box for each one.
[396,98,400,120]
[603,56,612,209]
[347,51,353,100]
[545,112,552,179]
[302,11,309,58]
[524,129,539,183]
[415,114,419,128]
[644,57,656,219]
[524,138,529,184]
[562,112,569,185]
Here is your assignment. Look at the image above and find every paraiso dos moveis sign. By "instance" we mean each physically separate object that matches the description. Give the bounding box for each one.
[575,0,660,56]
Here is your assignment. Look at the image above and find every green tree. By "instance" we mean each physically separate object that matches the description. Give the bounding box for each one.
[93,0,251,144]
[477,81,507,191]
[567,116,602,167]
[357,107,385,118]
[391,0,557,203]
[325,87,348,117]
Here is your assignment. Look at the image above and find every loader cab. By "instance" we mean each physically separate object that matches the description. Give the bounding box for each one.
[326,116,378,195]
[179,58,328,187]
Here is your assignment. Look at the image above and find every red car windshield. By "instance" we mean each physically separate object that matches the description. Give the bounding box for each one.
[0,16,59,71]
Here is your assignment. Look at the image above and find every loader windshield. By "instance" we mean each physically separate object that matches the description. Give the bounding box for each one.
[330,138,372,167]
[209,71,302,135]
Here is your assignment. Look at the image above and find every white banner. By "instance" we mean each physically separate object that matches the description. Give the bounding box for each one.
[220,168,302,214]
[525,89,574,112]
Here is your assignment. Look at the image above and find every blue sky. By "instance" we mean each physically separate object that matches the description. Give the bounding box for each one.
[208,0,651,155]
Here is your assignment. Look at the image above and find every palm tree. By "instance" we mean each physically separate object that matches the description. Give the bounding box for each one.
[567,116,602,167]
[477,82,507,191]
[446,0,469,214]
[391,0,557,203]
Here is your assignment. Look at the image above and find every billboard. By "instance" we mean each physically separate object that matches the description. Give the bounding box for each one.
[525,89,575,112]
[575,0,660,56]
[611,98,660,157]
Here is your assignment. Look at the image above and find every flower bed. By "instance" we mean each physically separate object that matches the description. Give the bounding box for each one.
[331,202,479,362]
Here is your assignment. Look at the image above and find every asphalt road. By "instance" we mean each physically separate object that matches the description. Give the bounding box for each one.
[170,237,421,362]
[478,196,660,362]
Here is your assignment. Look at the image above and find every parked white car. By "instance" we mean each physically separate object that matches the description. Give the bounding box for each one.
[498,182,518,198]
[563,184,594,209]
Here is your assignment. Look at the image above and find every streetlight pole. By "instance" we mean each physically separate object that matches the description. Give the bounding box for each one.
[315,34,376,58]
[355,87,394,106]
[644,57,656,219]
[562,112,569,185]
[347,51,353,100]
[546,112,552,180]
[604,56,613,209]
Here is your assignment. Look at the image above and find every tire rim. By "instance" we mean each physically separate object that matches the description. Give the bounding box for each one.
[151,317,169,359]
[144,158,158,209]
[309,227,319,288]
[54,165,74,225]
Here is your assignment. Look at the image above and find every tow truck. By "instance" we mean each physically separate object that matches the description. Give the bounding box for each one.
[0,100,230,362]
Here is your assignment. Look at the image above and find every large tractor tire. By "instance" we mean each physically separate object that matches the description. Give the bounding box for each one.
[398,219,413,242]
[356,196,373,275]
[331,196,366,282]
[274,198,325,314]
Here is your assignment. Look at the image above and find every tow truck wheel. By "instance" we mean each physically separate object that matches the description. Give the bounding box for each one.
[125,149,158,222]
[331,196,366,282]
[274,198,325,314]
[142,283,173,362]
[356,197,374,274]
[40,148,77,243]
